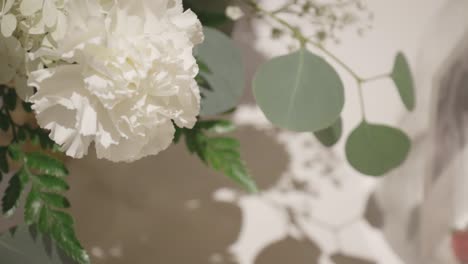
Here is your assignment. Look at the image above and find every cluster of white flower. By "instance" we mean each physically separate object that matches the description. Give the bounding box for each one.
[0,0,68,99]
[1,0,204,162]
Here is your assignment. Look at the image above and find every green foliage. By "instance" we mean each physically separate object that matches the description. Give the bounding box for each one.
[21,154,88,263]
[36,174,70,192]
[345,122,411,176]
[26,152,69,177]
[175,120,258,193]
[253,48,344,132]
[183,1,229,27]
[0,85,89,264]
[196,57,214,97]
[4,88,17,111]
[0,225,78,264]
[391,52,415,111]
[314,117,342,147]
[0,146,9,174]
[2,168,28,216]
[196,27,245,116]
[197,11,229,27]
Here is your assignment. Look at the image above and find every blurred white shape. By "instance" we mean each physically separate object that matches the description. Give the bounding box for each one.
[185,199,201,210]
[226,6,244,21]
[209,253,224,263]
[229,197,289,264]
[213,188,238,203]
[109,244,123,258]
[91,247,105,259]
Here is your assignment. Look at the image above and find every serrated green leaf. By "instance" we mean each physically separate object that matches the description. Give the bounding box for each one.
[50,217,90,264]
[204,137,257,192]
[17,127,27,141]
[185,132,206,159]
[50,209,74,227]
[26,152,68,177]
[38,206,50,233]
[181,119,257,192]
[253,48,344,132]
[36,175,70,192]
[39,132,53,149]
[8,143,22,161]
[24,188,42,224]
[4,88,17,111]
[0,113,10,131]
[314,117,342,147]
[40,193,70,209]
[0,225,79,264]
[22,101,33,112]
[173,127,183,144]
[197,58,212,74]
[345,121,411,176]
[196,74,214,97]
[2,168,28,216]
[391,52,415,111]
[0,151,9,173]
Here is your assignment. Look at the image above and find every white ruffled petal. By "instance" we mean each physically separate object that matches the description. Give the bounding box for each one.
[95,120,174,162]
[28,0,203,162]
[170,9,204,45]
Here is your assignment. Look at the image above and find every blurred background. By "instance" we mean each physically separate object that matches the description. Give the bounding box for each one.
[3,0,468,263]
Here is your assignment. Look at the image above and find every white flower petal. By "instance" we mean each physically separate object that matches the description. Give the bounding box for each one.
[0,60,15,83]
[20,0,43,16]
[43,0,58,28]
[95,120,175,162]
[14,74,34,100]
[50,11,68,40]
[28,0,204,162]
[0,35,24,84]
[1,13,17,37]
[4,0,15,14]
[170,9,204,45]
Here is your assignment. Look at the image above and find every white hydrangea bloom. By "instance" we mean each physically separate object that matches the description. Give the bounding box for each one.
[0,34,24,84]
[28,0,204,162]
[19,0,67,36]
[0,0,69,99]
[0,0,17,37]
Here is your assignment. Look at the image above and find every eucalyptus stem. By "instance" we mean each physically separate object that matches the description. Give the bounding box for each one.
[363,72,391,83]
[356,82,367,121]
[271,0,295,14]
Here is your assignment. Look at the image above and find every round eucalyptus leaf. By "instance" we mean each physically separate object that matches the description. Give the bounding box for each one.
[0,225,76,264]
[314,117,342,147]
[253,48,344,132]
[391,52,415,111]
[196,27,245,116]
[345,122,410,176]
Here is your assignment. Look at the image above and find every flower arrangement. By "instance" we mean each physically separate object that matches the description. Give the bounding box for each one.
[0,0,414,263]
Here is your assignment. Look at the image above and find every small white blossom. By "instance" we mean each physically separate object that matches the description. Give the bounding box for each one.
[0,34,24,84]
[226,5,244,21]
[28,0,204,162]
[0,0,17,37]
[0,0,68,99]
